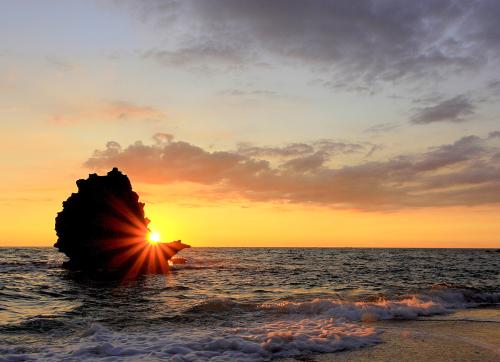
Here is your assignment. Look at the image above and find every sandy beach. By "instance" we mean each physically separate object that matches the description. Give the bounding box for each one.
[282,307,500,361]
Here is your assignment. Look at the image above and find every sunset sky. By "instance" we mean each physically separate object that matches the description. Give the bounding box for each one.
[2,0,500,247]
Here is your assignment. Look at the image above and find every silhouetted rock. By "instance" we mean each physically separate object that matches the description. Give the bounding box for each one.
[54,168,189,277]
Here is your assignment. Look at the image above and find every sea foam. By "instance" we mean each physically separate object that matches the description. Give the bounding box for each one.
[3,289,498,361]
[0,319,379,361]
[261,288,500,320]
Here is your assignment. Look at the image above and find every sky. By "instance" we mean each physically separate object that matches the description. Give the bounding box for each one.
[1,0,500,247]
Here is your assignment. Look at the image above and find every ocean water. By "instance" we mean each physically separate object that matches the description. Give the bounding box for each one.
[0,247,499,361]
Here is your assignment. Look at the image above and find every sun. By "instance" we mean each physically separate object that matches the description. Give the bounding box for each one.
[148,231,161,244]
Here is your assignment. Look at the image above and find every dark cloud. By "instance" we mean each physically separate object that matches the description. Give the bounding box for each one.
[488,131,500,139]
[85,132,500,209]
[124,0,500,88]
[281,152,327,173]
[410,95,476,124]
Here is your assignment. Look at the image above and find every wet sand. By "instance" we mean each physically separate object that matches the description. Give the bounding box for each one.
[281,307,500,362]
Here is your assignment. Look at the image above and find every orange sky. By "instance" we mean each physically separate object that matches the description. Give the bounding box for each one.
[2,175,499,247]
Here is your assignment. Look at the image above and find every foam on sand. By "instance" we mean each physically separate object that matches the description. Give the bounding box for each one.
[0,319,379,361]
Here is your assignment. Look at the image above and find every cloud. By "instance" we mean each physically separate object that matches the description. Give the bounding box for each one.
[281,152,327,173]
[85,132,500,209]
[124,0,500,88]
[46,57,79,73]
[486,79,500,96]
[86,135,268,185]
[219,89,279,98]
[49,101,167,125]
[410,95,476,124]
[143,44,249,69]
[488,131,500,139]
[236,140,367,159]
[364,122,400,134]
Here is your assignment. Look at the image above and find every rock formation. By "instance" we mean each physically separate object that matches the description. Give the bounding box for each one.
[54,168,189,277]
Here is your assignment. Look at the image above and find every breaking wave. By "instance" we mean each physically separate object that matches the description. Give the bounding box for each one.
[260,288,500,322]
[3,288,497,361]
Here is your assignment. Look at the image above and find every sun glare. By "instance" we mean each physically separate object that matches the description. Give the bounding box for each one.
[148,231,161,244]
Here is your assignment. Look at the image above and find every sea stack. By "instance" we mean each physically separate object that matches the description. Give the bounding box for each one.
[54,168,189,276]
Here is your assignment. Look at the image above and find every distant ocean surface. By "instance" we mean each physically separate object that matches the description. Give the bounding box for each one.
[1,247,499,361]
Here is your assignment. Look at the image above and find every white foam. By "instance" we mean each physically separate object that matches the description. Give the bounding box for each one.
[0,318,379,361]
[261,296,448,321]
[1,291,497,361]
[260,289,500,322]
[232,318,380,356]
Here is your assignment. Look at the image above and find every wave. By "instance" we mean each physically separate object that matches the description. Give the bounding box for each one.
[183,297,258,314]
[1,288,498,361]
[260,288,500,322]
[180,287,500,320]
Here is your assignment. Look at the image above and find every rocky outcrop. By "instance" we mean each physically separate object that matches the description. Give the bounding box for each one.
[54,168,189,277]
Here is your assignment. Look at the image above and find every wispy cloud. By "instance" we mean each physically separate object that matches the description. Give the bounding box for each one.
[218,89,279,98]
[46,57,79,73]
[143,44,249,70]
[49,101,167,125]
[236,140,366,159]
[364,122,400,134]
[486,79,500,96]
[85,132,500,209]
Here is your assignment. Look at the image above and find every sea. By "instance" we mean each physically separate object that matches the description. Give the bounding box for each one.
[0,247,499,361]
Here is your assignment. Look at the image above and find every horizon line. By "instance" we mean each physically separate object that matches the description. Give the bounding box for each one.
[1,245,498,250]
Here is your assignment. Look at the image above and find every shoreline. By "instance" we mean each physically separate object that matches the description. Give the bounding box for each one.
[280,306,500,361]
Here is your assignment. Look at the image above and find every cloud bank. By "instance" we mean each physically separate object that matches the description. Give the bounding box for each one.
[125,0,500,88]
[85,132,500,209]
